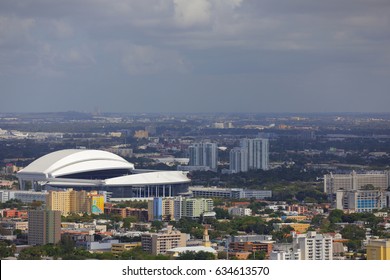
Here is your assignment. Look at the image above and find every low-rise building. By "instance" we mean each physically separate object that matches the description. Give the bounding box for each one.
[189,186,272,199]
[230,234,273,243]
[229,241,273,256]
[273,223,311,233]
[1,208,28,219]
[0,220,28,235]
[104,206,148,221]
[0,190,48,203]
[366,239,390,260]
[286,205,308,214]
[228,207,252,217]
[111,242,141,254]
[269,249,301,260]
[79,239,119,251]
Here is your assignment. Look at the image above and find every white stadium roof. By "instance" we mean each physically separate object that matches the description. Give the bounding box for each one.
[16,149,189,187]
[105,171,190,186]
[17,149,134,180]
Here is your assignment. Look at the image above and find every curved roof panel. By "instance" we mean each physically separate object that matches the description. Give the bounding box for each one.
[104,171,190,186]
[17,149,134,179]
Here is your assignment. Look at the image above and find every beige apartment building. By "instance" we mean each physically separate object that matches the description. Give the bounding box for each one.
[141,225,186,255]
[366,239,390,260]
[46,189,104,215]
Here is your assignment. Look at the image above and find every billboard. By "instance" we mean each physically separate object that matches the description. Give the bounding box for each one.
[91,195,104,214]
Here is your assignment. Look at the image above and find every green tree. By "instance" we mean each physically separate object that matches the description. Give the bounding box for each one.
[60,235,76,254]
[0,241,15,259]
[123,216,138,229]
[151,220,163,231]
[18,246,43,260]
[249,250,266,260]
[340,225,366,240]
[328,209,344,224]
[177,251,216,260]
[310,214,324,228]
[214,207,231,219]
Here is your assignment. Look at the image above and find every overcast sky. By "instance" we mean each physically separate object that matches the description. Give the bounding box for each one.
[1,0,390,113]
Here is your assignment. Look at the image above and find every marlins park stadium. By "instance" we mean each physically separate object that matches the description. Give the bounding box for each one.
[16,149,190,198]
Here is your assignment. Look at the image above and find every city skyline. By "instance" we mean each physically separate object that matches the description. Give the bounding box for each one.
[1,1,390,113]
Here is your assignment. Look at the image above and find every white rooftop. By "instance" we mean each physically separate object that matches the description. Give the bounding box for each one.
[17,149,134,180]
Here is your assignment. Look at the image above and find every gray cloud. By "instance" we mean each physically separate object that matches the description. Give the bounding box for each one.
[0,0,389,113]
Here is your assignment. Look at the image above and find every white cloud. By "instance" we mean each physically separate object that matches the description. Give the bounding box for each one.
[173,0,212,27]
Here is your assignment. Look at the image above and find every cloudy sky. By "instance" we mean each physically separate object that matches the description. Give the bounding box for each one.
[1,0,389,113]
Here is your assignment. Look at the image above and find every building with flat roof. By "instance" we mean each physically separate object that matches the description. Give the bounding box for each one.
[111,242,141,254]
[240,138,269,171]
[324,171,389,194]
[366,239,390,260]
[0,190,48,203]
[28,210,61,245]
[141,225,186,255]
[336,188,387,213]
[228,207,252,217]
[230,234,273,243]
[0,220,28,235]
[189,186,272,200]
[166,226,216,258]
[46,189,104,215]
[104,206,148,221]
[324,171,389,212]
[229,138,270,173]
[229,147,248,173]
[181,197,214,219]
[293,231,333,260]
[229,241,273,257]
[147,197,214,221]
[1,208,28,219]
[188,142,218,172]
[269,249,301,260]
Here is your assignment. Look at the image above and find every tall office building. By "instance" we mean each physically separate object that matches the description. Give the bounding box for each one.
[239,138,269,171]
[28,210,61,245]
[188,142,218,171]
[229,147,248,173]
